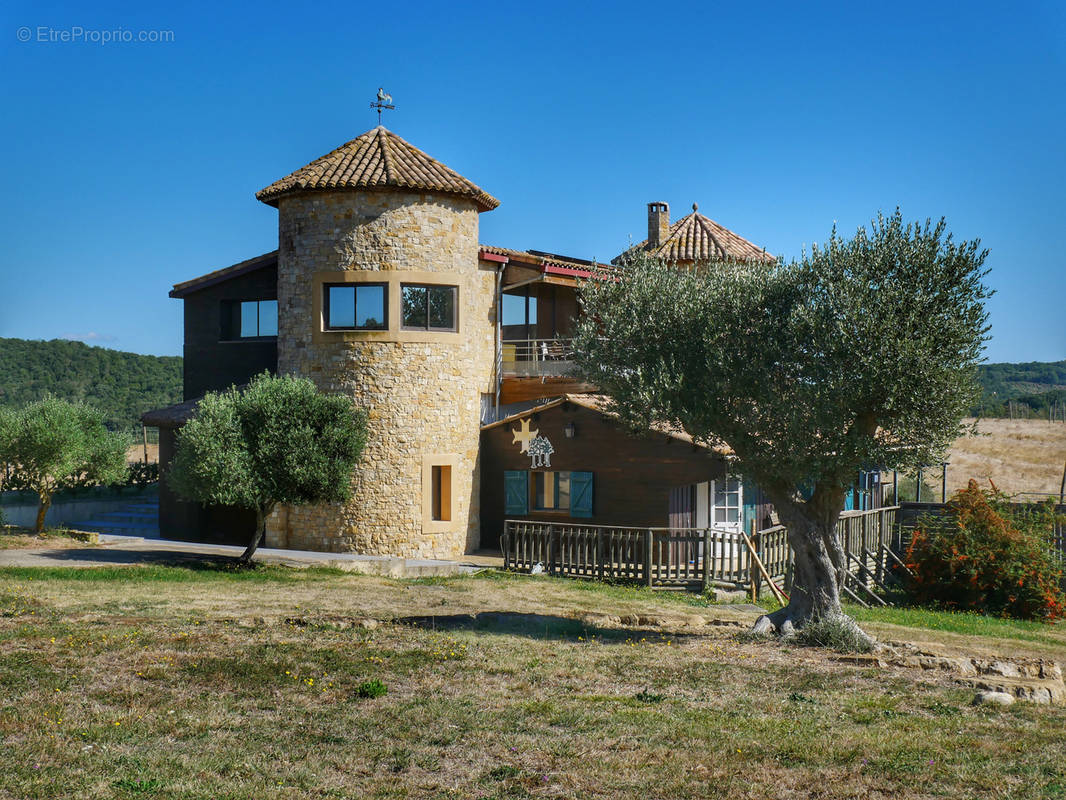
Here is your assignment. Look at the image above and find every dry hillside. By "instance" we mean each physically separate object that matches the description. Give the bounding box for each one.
[944,417,1066,497]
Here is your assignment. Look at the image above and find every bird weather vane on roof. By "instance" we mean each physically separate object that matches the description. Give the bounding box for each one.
[371,88,395,125]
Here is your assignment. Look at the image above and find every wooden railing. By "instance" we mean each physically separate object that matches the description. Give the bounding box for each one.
[501,506,902,599]
[501,521,746,590]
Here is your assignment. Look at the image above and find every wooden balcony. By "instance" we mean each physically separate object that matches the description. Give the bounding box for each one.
[499,338,596,403]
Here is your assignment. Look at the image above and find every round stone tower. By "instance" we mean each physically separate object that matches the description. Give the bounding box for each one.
[255,126,500,558]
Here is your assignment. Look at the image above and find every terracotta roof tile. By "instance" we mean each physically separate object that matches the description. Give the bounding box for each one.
[256,126,499,212]
[613,206,774,266]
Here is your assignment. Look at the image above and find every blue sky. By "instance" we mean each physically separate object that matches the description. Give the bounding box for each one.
[1,0,1063,362]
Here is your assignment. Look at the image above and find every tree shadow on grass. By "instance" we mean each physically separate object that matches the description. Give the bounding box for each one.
[31,546,243,569]
[396,611,704,644]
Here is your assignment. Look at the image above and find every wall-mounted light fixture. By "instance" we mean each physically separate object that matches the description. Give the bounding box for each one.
[563,421,576,439]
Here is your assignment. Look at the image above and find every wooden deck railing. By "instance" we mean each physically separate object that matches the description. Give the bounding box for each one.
[501,506,902,599]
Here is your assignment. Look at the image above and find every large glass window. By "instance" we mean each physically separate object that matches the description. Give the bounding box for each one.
[401,284,457,331]
[325,284,387,331]
[502,292,537,327]
[223,299,277,339]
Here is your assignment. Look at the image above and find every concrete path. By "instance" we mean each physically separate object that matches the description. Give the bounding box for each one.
[0,535,501,578]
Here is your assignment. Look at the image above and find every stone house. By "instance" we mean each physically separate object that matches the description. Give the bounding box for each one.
[146,125,873,557]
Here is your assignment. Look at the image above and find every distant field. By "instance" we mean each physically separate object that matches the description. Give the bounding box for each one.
[944,418,1066,497]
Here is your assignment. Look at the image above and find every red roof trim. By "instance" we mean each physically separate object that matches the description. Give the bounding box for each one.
[478,250,509,264]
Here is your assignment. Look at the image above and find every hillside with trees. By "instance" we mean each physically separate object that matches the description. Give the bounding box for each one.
[0,338,182,433]
[975,359,1066,417]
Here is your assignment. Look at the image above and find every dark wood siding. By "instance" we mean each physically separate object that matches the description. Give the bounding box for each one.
[480,402,727,549]
[181,263,278,400]
[157,427,257,545]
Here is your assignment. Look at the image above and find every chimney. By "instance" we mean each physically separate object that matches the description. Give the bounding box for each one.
[647,202,669,248]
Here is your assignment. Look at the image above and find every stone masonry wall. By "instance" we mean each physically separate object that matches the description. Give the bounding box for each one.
[264,189,496,558]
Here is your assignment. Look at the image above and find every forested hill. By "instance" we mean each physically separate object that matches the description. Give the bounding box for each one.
[0,338,182,432]
[974,359,1066,417]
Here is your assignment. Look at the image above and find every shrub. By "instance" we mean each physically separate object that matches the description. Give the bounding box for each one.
[905,480,1065,621]
[354,679,387,699]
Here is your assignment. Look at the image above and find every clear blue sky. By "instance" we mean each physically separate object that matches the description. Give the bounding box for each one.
[1,0,1063,363]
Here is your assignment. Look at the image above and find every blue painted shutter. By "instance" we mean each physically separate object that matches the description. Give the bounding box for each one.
[504,471,528,516]
[570,471,594,518]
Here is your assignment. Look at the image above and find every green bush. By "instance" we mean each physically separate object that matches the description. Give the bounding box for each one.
[905,481,1065,621]
[355,679,387,699]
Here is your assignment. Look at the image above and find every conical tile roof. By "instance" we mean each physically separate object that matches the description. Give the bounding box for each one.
[256,126,499,211]
[613,204,773,265]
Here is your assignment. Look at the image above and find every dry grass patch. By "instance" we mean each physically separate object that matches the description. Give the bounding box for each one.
[946,418,1066,496]
[0,566,1064,799]
[0,527,97,551]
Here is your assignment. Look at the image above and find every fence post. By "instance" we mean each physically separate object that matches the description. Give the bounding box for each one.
[645,529,654,588]
[749,521,759,602]
[702,529,711,594]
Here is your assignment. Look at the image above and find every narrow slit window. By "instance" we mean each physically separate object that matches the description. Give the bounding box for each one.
[431,465,452,521]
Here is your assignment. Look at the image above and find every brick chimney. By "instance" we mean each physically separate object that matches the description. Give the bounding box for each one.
[647,202,669,248]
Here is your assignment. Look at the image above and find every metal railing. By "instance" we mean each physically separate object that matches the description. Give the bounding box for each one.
[501,338,575,377]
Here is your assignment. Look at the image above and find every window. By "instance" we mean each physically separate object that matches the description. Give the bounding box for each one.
[711,478,743,533]
[324,284,387,330]
[504,470,593,518]
[431,465,452,522]
[222,299,277,339]
[501,292,537,327]
[534,471,571,511]
[402,284,456,331]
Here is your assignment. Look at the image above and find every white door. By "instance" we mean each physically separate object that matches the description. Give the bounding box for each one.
[711,478,743,534]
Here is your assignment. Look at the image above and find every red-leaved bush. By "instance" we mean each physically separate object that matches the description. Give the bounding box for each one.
[905,480,1065,621]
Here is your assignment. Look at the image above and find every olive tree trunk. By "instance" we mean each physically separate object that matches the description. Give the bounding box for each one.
[239,504,273,563]
[34,490,54,535]
[751,489,871,646]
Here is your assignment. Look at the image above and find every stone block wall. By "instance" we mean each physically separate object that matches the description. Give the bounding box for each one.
[264,189,496,559]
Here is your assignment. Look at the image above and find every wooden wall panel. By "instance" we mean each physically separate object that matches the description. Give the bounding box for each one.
[480,403,727,548]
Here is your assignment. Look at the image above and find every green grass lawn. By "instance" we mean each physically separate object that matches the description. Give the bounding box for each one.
[1,565,1064,799]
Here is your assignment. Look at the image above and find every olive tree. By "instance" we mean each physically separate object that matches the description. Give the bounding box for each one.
[574,211,989,640]
[168,372,367,562]
[0,398,129,533]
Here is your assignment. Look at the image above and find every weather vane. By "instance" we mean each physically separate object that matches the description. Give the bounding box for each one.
[370,87,395,125]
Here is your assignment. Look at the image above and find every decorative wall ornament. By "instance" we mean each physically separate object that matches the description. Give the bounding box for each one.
[511,418,539,454]
[527,435,554,468]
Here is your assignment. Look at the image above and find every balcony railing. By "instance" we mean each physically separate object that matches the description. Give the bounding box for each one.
[501,338,575,377]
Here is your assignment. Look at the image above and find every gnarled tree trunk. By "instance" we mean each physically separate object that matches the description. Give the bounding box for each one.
[751,488,871,646]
